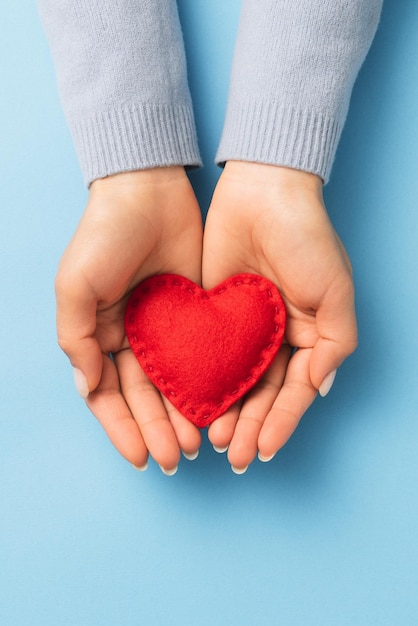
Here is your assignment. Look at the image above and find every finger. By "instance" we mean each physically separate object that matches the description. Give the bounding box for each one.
[258,348,317,459]
[55,268,103,394]
[86,354,148,468]
[227,345,292,470]
[114,349,181,472]
[161,397,202,459]
[202,257,245,290]
[167,222,204,287]
[207,402,241,452]
[310,279,358,392]
[201,212,249,289]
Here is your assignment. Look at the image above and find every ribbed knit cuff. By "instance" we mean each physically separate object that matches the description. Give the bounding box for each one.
[69,103,202,187]
[215,100,342,184]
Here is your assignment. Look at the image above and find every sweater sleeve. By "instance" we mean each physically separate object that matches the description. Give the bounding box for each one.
[216,0,383,183]
[38,0,201,187]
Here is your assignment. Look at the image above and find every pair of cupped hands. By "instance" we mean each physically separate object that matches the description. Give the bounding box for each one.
[56,161,357,475]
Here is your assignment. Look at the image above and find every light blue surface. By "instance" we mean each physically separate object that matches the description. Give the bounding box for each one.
[1,1,417,624]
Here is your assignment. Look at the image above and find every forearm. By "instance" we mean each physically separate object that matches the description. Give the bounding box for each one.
[38,0,201,186]
[216,0,383,183]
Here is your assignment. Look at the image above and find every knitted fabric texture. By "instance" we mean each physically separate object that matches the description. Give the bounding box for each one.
[38,0,201,186]
[216,0,383,183]
[124,274,286,428]
[39,0,383,186]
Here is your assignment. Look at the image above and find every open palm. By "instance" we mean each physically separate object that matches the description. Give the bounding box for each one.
[56,168,203,473]
[202,162,358,472]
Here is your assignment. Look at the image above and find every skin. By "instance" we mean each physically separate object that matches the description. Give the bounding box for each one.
[56,162,357,473]
[202,162,358,471]
[55,167,203,472]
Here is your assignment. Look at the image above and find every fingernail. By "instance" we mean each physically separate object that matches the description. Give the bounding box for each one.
[133,461,148,472]
[183,450,199,461]
[319,369,337,397]
[160,465,178,476]
[231,465,248,475]
[213,445,228,454]
[73,367,89,398]
[258,452,275,463]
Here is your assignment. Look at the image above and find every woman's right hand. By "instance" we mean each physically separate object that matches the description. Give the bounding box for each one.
[55,167,203,474]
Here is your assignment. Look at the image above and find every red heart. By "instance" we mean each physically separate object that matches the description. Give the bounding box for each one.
[124,273,286,428]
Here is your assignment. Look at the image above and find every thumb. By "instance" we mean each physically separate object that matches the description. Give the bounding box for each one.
[309,288,358,396]
[55,271,103,396]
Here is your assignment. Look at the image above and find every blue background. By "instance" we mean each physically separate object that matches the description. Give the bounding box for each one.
[1,1,417,624]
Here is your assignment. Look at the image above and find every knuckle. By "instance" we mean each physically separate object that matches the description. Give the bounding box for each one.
[56,334,72,355]
[339,274,355,299]
[123,380,157,397]
[54,266,77,297]
[285,379,316,395]
[345,335,359,356]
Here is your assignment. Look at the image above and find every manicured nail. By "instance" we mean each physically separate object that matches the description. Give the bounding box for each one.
[183,450,199,461]
[258,452,275,463]
[160,465,178,476]
[231,465,248,475]
[73,367,89,398]
[133,461,148,472]
[213,445,228,454]
[319,369,337,397]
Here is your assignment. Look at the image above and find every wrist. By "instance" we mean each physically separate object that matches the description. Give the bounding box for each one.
[223,161,323,198]
[90,166,188,194]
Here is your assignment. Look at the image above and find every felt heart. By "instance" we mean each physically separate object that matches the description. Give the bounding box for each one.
[124,273,286,428]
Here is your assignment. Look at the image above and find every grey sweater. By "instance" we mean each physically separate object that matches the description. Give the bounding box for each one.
[38,0,383,187]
